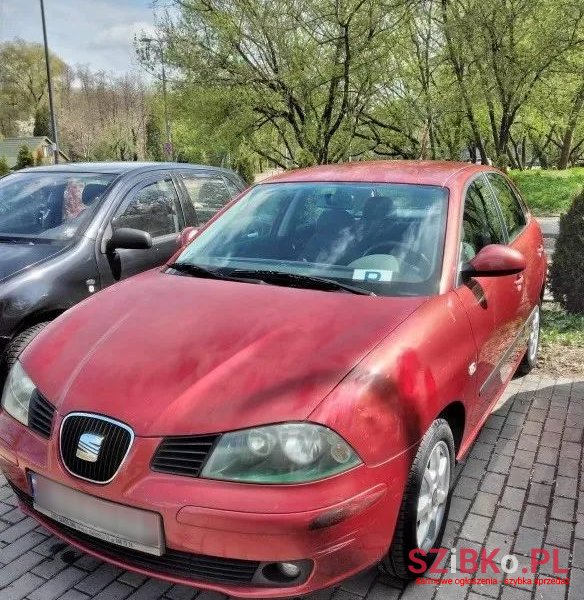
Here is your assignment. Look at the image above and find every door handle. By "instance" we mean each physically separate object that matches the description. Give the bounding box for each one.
[514,274,524,291]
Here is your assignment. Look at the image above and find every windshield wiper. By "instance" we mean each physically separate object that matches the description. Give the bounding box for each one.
[0,235,36,244]
[167,262,265,285]
[230,269,375,296]
[167,262,234,280]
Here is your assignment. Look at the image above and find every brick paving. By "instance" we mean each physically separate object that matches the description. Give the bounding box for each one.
[1,373,583,600]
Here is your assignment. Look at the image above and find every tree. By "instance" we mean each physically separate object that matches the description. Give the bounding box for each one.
[58,68,149,161]
[154,0,410,167]
[441,0,584,165]
[142,0,584,170]
[0,156,9,176]
[557,68,584,169]
[549,188,584,313]
[0,40,67,137]
[15,145,34,170]
[33,105,52,138]
[145,112,164,161]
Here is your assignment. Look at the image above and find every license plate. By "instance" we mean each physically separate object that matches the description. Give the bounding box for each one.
[30,473,165,556]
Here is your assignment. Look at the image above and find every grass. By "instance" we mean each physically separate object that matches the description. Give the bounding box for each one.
[541,303,584,347]
[538,303,584,378]
[509,167,584,216]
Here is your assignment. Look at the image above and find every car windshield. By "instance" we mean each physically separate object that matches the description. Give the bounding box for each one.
[177,181,448,296]
[0,171,116,242]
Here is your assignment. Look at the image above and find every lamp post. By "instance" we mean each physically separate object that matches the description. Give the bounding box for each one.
[40,0,60,164]
[141,37,173,161]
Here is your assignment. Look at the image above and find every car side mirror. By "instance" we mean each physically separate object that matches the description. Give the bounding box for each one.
[106,228,152,253]
[462,244,526,277]
[178,226,199,248]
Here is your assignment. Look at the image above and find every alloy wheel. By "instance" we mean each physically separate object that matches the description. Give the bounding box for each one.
[416,440,450,551]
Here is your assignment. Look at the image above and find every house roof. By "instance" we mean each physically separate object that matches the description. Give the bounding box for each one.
[0,137,69,169]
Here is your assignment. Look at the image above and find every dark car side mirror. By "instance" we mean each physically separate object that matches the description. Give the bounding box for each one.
[106,228,152,253]
[177,226,199,248]
[462,244,526,277]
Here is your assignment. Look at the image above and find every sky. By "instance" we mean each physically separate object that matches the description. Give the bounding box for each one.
[0,0,163,75]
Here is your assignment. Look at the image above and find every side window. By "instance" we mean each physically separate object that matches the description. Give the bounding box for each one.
[181,174,233,225]
[223,176,243,197]
[461,178,505,262]
[486,173,527,240]
[115,178,180,238]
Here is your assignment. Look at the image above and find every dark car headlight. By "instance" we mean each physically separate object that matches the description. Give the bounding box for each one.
[1,361,35,426]
[201,422,361,484]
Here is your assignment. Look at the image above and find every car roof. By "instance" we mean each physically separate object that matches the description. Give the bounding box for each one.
[18,162,236,177]
[261,160,491,188]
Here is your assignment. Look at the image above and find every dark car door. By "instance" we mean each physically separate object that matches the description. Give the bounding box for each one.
[454,174,525,429]
[97,174,184,286]
[178,172,238,226]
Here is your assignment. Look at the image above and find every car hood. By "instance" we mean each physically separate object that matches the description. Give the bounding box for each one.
[23,270,426,436]
[0,241,67,282]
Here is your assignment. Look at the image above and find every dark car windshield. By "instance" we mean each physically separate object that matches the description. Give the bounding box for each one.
[177,181,448,296]
[0,171,116,241]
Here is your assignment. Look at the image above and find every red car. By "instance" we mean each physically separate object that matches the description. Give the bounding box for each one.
[0,161,546,596]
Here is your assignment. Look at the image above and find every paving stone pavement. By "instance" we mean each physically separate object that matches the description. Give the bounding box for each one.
[1,373,583,600]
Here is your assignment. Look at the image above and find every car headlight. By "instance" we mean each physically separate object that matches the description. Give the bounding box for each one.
[201,422,361,483]
[1,361,35,426]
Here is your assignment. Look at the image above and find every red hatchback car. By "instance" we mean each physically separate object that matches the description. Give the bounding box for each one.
[0,161,546,596]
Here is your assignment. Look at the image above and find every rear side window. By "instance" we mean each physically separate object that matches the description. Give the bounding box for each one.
[115,178,180,238]
[461,177,505,262]
[486,173,527,240]
[181,174,233,225]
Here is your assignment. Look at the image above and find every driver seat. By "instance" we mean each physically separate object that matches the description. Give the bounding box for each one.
[302,209,354,263]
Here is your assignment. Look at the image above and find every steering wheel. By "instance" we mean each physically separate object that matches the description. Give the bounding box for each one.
[362,241,432,279]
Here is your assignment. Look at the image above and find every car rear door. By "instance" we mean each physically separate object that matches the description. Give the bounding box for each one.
[454,174,525,429]
[97,173,184,285]
[485,172,544,312]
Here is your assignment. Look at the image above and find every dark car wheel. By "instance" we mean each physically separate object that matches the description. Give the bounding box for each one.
[516,304,541,376]
[380,418,455,580]
[1,322,51,379]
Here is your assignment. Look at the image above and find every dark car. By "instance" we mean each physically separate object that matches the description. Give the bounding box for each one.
[0,162,246,377]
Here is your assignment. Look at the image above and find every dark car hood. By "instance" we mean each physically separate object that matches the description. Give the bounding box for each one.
[0,240,66,282]
[23,269,425,436]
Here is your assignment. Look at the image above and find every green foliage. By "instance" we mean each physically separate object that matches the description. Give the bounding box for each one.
[0,40,66,138]
[541,303,584,348]
[15,145,34,170]
[33,105,52,138]
[145,112,164,161]
[232,155,255,185]
[510,168,584,215]
[0,156,9,176]
[549,188,584,314]
[144,0,584,171]
[154,0,411,167]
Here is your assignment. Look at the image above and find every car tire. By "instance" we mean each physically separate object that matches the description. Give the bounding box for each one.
[0,322,51,379]
[380,418,455,580]
[516,304,541,376]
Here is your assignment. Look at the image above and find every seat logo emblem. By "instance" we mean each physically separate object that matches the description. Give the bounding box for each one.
[76,433,104,463]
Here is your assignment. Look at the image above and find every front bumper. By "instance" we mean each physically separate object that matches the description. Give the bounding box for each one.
[0,410,410,597]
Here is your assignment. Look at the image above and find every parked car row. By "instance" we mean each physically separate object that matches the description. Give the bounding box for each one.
[0,160,546,597]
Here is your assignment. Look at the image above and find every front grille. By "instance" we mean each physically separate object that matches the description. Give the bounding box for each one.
[29,390,56,438]
[11,484,259,584]
[151,434,219,477]
[60,414,133,483]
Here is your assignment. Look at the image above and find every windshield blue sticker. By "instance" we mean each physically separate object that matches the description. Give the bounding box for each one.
[352,269,394,282]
